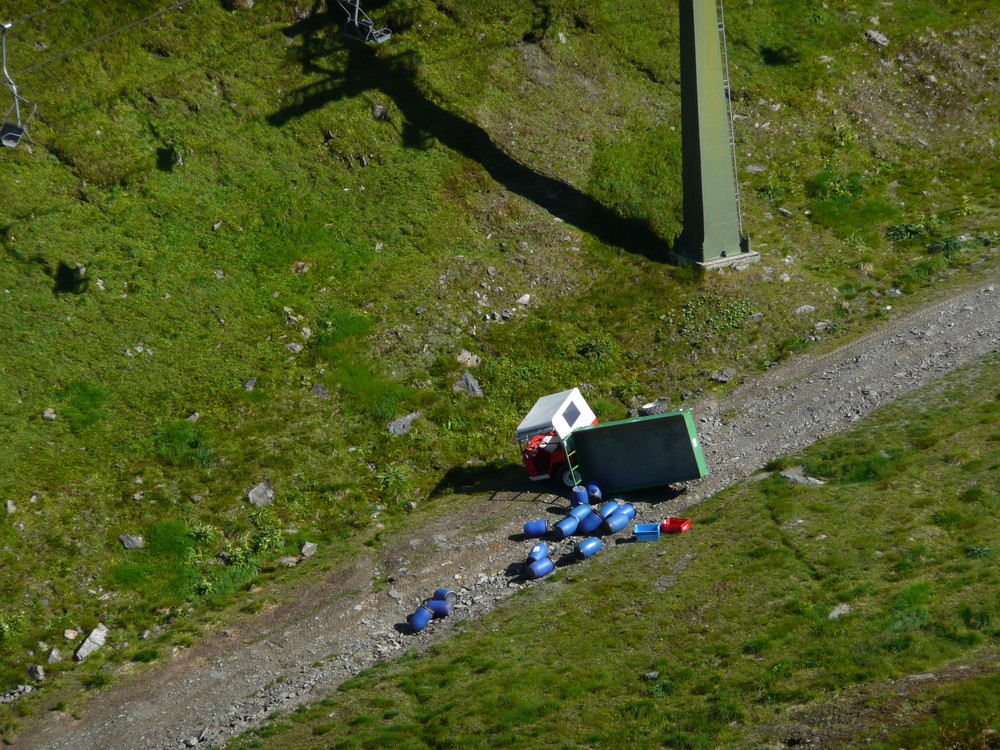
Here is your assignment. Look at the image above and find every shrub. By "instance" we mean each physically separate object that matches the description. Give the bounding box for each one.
[59,380,109,433]
[153,420,213,467]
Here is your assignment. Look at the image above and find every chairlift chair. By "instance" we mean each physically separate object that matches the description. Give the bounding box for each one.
[2,22,36,148]
[335,0,391,44]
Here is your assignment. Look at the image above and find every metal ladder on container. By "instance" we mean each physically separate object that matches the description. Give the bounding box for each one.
[564,446,583,487]
[716,0,744,237]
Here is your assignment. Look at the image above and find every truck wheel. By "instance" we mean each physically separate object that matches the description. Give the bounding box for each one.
[553,464,577,488]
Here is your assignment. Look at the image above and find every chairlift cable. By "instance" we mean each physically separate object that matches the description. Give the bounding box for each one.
[14,0,197,77]
[7,0,78,28]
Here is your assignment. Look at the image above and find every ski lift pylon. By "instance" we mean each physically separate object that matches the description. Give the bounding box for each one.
[1,22,36,148]
[335,0,391,44]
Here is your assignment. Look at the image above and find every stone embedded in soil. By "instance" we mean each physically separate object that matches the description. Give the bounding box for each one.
[300,541,317,558]
[247,481,274,507]
[119,534,145,550]
[42,408,57,421]
[388,411,421,435]
[74,624,108,661]
[828,603,852,619]
[453,372,484,397]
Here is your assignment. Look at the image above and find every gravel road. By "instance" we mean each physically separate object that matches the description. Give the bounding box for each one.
[17,272,999,750]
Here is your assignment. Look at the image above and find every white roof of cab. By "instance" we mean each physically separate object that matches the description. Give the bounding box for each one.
[517,388,595,440]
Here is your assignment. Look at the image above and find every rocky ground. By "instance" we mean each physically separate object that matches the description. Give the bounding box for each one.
[15,269,1000,750]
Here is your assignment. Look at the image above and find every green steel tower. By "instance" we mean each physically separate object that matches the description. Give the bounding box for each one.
[672,0,756,266]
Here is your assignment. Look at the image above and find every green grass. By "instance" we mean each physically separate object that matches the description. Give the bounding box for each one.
[0,0,997,733]
[226,354,999,748]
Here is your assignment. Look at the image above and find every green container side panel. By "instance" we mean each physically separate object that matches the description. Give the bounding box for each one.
[564,410,708,493]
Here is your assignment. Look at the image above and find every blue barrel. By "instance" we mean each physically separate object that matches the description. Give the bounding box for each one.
[527,556,554,579]
[570,485,589,507]
[587,484,602,502]
[523,519,549,538]
[597,500,621,519]
[526,542,549,563]
[575,537,602,559]
[425,599,453,618]
[602,511,630,534]
[551,516,579,540]
[577,510,603,535]
[407,605,433,632]
[567,504,593,523]
[617,503,636,521]
[432,588,458,604]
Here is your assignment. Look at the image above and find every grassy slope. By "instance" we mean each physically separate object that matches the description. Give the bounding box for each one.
[227,355,1000,750]
[0,0,997,731]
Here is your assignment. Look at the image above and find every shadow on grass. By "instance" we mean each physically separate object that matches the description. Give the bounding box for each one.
[427,464,529,499]
[271,3,671,260]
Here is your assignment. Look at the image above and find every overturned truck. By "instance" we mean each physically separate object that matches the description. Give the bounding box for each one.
[516,388,708,493]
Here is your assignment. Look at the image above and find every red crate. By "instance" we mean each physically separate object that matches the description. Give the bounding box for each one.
[660,517,691,534]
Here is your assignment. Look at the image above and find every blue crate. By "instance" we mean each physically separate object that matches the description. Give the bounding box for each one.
[634,523,660,542]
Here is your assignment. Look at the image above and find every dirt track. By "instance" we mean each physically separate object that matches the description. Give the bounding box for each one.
[17,270,1000,750]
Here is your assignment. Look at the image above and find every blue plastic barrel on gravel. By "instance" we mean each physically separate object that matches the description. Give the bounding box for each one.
[425,599,453,618]
[597,500,621,519]
[577,510,603,535]
[575,537,602,559]
[601,511,630,534]
[567,504,593,523]
[571,485,589,507]
[526,542,549,563]
[527,556,555,579]
[523,519,549,538]
[552,516,579,540]
[408,605,433,632]
[616,503,636,521]
[587,484,602,502]
[432,588,459,604]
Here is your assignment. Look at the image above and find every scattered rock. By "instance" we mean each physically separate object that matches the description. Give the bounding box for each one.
[453,372,484,397]
[119,534,145,550]
[310,383,331,400]
[63,629,78,641]
[47,648,62,664]
[42,408,56,421]
[5,500,14,514]
[292,261,311,274]
[456,349,481,367]
[276,556,300,568]
[223,0,252,10]
[794,305,816,315]
[557,31,566,44]
[186,412,200,422]
[745,164,767,173]
[27,663,45,681]
[777,207,794,217]
[285,342,303,354]
[388,412,421,435]
[214,269,225,279]
[300,541,317,558]
[865,29,889,47]
[243,377,258,391]
[780,466,826,486]
[711,368,737,384]
[372,103,388,121]
[0,685,33,705]
[828,603,852,619]
[74,623,108,661]
[516,294,531,305]
[642,671,660,681]
[247,481,274,507]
